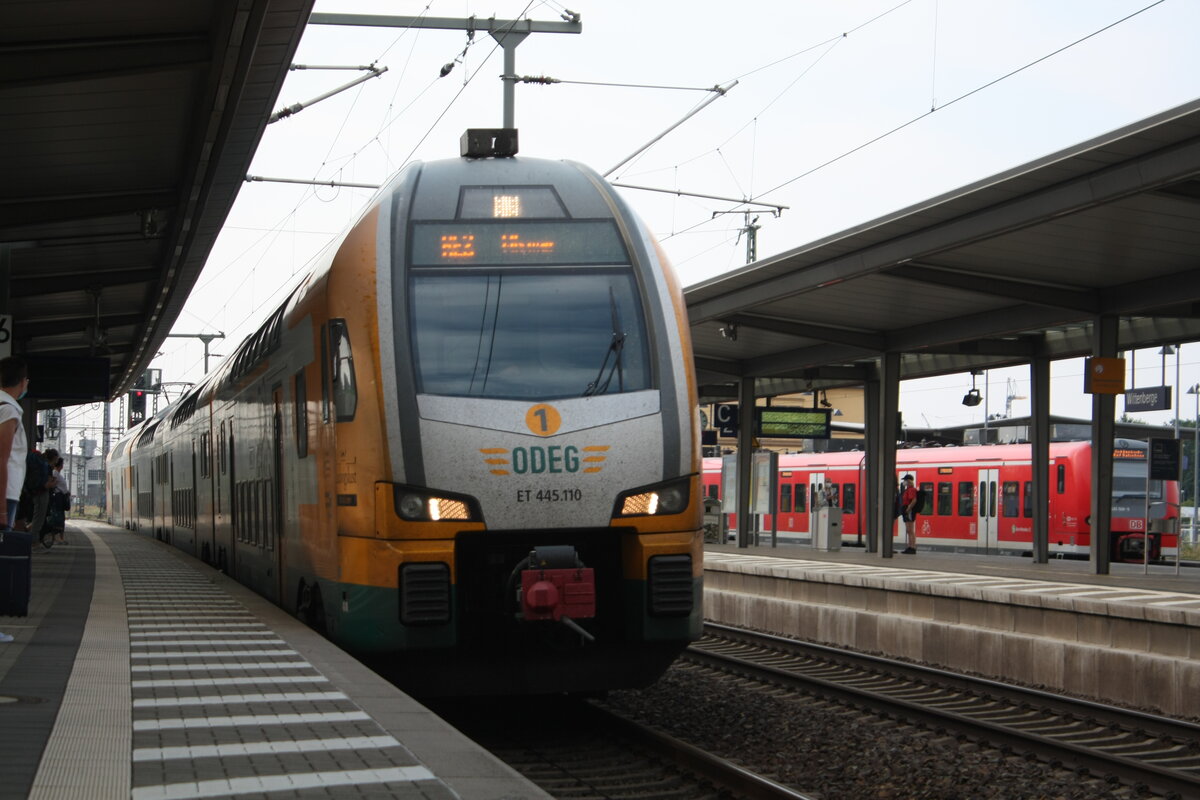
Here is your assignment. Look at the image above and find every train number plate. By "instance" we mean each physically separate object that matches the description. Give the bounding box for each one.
[516,488,583,503]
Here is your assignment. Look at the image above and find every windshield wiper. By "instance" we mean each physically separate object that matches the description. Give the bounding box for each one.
[583,287,625,397]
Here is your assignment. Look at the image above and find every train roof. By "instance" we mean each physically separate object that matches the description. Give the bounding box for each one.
[704,438,1155,471]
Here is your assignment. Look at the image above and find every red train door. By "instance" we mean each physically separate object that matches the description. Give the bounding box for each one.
[807,472,825,535]
[978,468,999,551]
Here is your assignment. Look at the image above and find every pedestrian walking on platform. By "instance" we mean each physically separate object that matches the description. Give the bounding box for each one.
[0,356,30,642]
[899,474,919,554]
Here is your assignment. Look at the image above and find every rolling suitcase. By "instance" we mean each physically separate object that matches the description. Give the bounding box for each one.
[0,530,32,617]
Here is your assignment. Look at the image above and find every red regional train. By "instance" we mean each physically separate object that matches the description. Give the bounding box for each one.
[703,439,1180,560]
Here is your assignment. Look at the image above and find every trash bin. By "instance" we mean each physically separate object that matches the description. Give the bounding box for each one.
[0,530,32,617]
[703,497,723,543]
[815,507,842,551]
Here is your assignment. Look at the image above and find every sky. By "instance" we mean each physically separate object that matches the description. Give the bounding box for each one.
[61,0,1200,445]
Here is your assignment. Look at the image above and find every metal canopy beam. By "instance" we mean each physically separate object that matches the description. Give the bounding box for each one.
[10,269,159,298]
[0,190,176,228]
[726,313,886,351]
[0,34,210,90]
[890,262,1100,313]
[689,133,1200,325]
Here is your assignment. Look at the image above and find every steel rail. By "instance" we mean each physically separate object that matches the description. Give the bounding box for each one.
[581,701,817,800]
[690,624,1200,800]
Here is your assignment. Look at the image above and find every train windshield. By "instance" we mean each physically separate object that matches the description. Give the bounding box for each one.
[409,269,651,400]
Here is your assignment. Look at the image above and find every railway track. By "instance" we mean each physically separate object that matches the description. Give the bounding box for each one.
[688,623,1200,800]
[431,696,813,800]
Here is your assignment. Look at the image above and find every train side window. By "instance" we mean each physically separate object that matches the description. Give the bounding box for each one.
[779,483,792,514]
[1056,464,1065,493]
[828,484,839,507]
[841,483,855,513]
[919,482,933,515]
[329,319,358,422]
[1023,481,1033,518]
[706,484,718,499]
[1001,481,1020,517]
[989,481,998,518]
[794,485,805,513]
[294,370,308,458]
[958,482,974,516]
[937,482,952,515]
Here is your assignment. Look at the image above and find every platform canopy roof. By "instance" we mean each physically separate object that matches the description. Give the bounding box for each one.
[687,98,1200,404]
[0,0,314,404]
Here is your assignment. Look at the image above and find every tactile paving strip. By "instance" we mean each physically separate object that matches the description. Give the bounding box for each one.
[36,531,459,800]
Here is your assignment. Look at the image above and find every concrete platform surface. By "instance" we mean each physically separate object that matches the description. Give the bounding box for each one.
[0,520,550,800]
[704,541,1200,716]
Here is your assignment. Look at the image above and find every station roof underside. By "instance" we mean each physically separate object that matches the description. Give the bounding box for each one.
[0,0,314,403]
[686,98,1200,405]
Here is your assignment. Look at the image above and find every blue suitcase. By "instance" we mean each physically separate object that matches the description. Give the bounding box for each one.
[0,530,32,617]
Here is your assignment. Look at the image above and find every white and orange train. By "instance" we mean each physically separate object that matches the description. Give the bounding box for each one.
[703,439,1180,560]
[107,132,703,696]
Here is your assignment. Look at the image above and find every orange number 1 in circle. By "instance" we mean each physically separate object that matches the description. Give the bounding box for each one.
[525,404,562,436]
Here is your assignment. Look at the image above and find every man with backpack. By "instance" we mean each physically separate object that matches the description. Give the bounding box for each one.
[22,448,57,548]
[899,474,920,554]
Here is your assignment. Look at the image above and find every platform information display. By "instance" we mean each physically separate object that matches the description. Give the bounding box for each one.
[756,408,831,439]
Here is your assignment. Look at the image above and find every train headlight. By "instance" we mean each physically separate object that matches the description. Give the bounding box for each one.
[393,485,481,523]
[614,477,692,518]
[398,494,426,521]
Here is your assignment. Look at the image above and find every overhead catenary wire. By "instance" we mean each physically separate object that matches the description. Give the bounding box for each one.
[754,0,1169,201]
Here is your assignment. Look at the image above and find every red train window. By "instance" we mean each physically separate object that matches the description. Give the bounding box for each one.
[958,482,974,516]
[1001,482,1020,517]
[842,483,856,513]
[937,482,952,515]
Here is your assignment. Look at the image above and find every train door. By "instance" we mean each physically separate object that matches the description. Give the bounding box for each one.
[807,472,825,535]
[271,386,285,605]
[978,468,999,551]
[223,419,236,576]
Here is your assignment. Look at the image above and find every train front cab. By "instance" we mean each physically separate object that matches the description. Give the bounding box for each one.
[328,475,703,696]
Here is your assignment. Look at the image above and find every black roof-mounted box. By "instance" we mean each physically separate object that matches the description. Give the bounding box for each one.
[460,128,519,158]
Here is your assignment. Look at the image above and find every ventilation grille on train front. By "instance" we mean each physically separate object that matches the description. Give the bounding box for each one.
[647,555,693,617]
[399,563,451,625]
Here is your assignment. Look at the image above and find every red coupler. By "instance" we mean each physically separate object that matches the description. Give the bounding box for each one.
[520,567,595,621]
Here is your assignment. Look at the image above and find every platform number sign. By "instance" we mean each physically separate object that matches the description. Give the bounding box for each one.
[714,403,739,436]
[0,314,10,359]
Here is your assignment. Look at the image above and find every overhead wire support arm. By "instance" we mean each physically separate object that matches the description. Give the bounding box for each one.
[603,81,738,178]
[245,175,382,190]
[308,13,582,129]
[269,65,389,124]
[609,182,787,216]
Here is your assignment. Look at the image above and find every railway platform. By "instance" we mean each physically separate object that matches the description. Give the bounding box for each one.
[0,520,550,800]
[704,539,1200,718]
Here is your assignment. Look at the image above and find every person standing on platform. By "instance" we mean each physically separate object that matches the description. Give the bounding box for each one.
[48,457,69,545]
[0,356,30,643]
[899,474,918,554]
[28,448,58,548]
